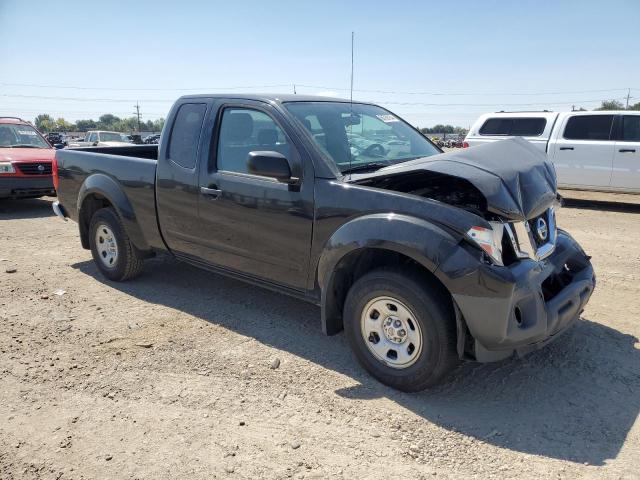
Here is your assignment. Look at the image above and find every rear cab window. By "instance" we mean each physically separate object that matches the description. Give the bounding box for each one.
[168,103,207,169]
[479,117,547,136]
[563,115,614,141]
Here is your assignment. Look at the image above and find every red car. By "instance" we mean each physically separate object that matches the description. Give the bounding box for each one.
[0,117,56,199]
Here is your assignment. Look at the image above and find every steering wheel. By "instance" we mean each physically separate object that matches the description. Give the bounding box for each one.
[363,143,386,158]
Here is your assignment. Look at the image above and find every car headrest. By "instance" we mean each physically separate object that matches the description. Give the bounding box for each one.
[225,112,253,142]
[257,128,278,145]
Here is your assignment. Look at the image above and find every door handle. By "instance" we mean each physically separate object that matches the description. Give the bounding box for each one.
[619,148,636,153]
[559,146,574,151]
[200,186,222,198]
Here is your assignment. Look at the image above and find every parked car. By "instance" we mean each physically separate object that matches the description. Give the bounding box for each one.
[68,131,132,148]
[52,94,595,391]
[0,117,56,199]
[45,132,67,147]
[464,110,640,192]
[127,134,144,145]
[143,133,161,144]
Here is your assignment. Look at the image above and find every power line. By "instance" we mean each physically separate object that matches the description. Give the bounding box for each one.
[0,82,293,92]
[0,93,624,107]
[294,84,639,96]
[1,81,638,97]
[377,98,625,107]
[0,94,173,103]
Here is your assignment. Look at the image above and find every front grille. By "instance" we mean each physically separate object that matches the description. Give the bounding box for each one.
[505,207,557,261]
[16,162,52,175]
[527,210,552,248]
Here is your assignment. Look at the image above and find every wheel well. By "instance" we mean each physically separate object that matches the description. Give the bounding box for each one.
[79,193,113,249]
[322,248,454,336]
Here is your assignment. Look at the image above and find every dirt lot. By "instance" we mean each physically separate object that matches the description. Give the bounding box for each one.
[1,193,639,479]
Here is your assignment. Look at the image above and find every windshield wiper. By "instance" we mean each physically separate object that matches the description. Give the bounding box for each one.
[9,144,44,149]
[341,162,388,175]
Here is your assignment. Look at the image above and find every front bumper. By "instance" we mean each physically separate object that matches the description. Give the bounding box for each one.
[0,176,55,199]
[440,230,595,362]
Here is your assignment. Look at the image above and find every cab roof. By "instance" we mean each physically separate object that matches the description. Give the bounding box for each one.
[178,93,363,104]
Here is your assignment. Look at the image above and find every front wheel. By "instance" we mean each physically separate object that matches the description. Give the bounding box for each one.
[89,207,144,281]
[344,268,458,392]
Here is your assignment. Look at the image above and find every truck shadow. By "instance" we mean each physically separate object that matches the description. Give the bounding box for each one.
[72,256,640,466]
[0,197,55,219]
[562,198,640,214]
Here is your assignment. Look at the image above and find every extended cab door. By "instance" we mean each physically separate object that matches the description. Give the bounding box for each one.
[156,102,209,255]
[549,114,614,188]
[195,100,314,290]
[611,114,640,191]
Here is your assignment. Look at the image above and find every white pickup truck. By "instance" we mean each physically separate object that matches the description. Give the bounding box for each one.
[464,111,640,192]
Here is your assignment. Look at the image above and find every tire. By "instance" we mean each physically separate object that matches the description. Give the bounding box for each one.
[88,207,144,281]
[343,268,458,392]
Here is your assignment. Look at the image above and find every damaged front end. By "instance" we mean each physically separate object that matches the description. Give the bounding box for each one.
[350,137,561,267]
[350,138,595,362]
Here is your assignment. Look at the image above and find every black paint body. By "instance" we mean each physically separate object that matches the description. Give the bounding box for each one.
[54,94,595,361]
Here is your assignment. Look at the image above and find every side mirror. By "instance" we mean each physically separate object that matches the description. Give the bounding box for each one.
[247,151,296,183]
[53,143,64,149]
[92,142,98,146]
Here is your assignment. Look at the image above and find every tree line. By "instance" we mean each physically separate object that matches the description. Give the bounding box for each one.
[33,114,165,133]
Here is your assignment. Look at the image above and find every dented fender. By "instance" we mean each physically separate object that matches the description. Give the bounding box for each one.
[316,213,460,335]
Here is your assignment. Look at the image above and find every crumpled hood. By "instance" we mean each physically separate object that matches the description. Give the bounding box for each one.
[353,137,557,221]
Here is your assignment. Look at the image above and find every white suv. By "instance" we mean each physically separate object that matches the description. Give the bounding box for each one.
[464,111,640,192]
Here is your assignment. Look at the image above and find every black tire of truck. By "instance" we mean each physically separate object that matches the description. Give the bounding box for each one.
[88,207,144,281]
[343,267,458,392]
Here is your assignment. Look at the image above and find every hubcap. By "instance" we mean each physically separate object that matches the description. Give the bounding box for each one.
[360,296,423,369]
[95,224,118,268]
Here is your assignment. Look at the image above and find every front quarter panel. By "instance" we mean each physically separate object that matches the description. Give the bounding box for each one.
[317,213,460,291]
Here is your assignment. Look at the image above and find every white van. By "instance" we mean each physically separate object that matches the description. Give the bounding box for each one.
[464,111,640,192]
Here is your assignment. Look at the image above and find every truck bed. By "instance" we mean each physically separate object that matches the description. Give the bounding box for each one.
[55,145,164,252]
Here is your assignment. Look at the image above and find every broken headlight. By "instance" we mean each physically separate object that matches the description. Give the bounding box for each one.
[466,222,504,266]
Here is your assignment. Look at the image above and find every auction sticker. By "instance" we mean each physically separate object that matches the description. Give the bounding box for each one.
[17,130,37,135]
[376,114,399,123]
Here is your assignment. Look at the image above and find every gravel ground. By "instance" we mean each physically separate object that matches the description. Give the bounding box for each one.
[1,194,639,479]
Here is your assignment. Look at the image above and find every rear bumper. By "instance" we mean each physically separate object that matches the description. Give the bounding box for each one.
[442,231,595,362]
[0,176,55,199]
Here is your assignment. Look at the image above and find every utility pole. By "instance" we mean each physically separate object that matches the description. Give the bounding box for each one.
[133,102,141,132]
[625,88,631,110]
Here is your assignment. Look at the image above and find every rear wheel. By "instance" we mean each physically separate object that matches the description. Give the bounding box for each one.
[344,268,458,391]
[89,207,144,281]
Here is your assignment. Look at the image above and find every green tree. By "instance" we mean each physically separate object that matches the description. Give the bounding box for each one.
[98,114,121,130]
[34,114,56,133]
[420,124,466,135]
[629,102,640,111]
[595,100,624,111]
[151,118,165,132]
[55,118,75,132]
[76,119,97,132]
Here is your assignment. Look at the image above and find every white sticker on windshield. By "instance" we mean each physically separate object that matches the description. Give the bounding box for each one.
[17,130,37,135]
[376,114,399,123]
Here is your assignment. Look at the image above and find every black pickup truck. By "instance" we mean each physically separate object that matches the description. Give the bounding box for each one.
[52,94,595,391]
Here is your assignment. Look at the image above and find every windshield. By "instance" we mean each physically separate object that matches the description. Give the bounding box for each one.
[0,124,50,148]
[99,132,130,142]
[284,102,440,173]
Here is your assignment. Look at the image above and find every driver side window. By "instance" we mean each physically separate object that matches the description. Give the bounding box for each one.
[216,108,290,174]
